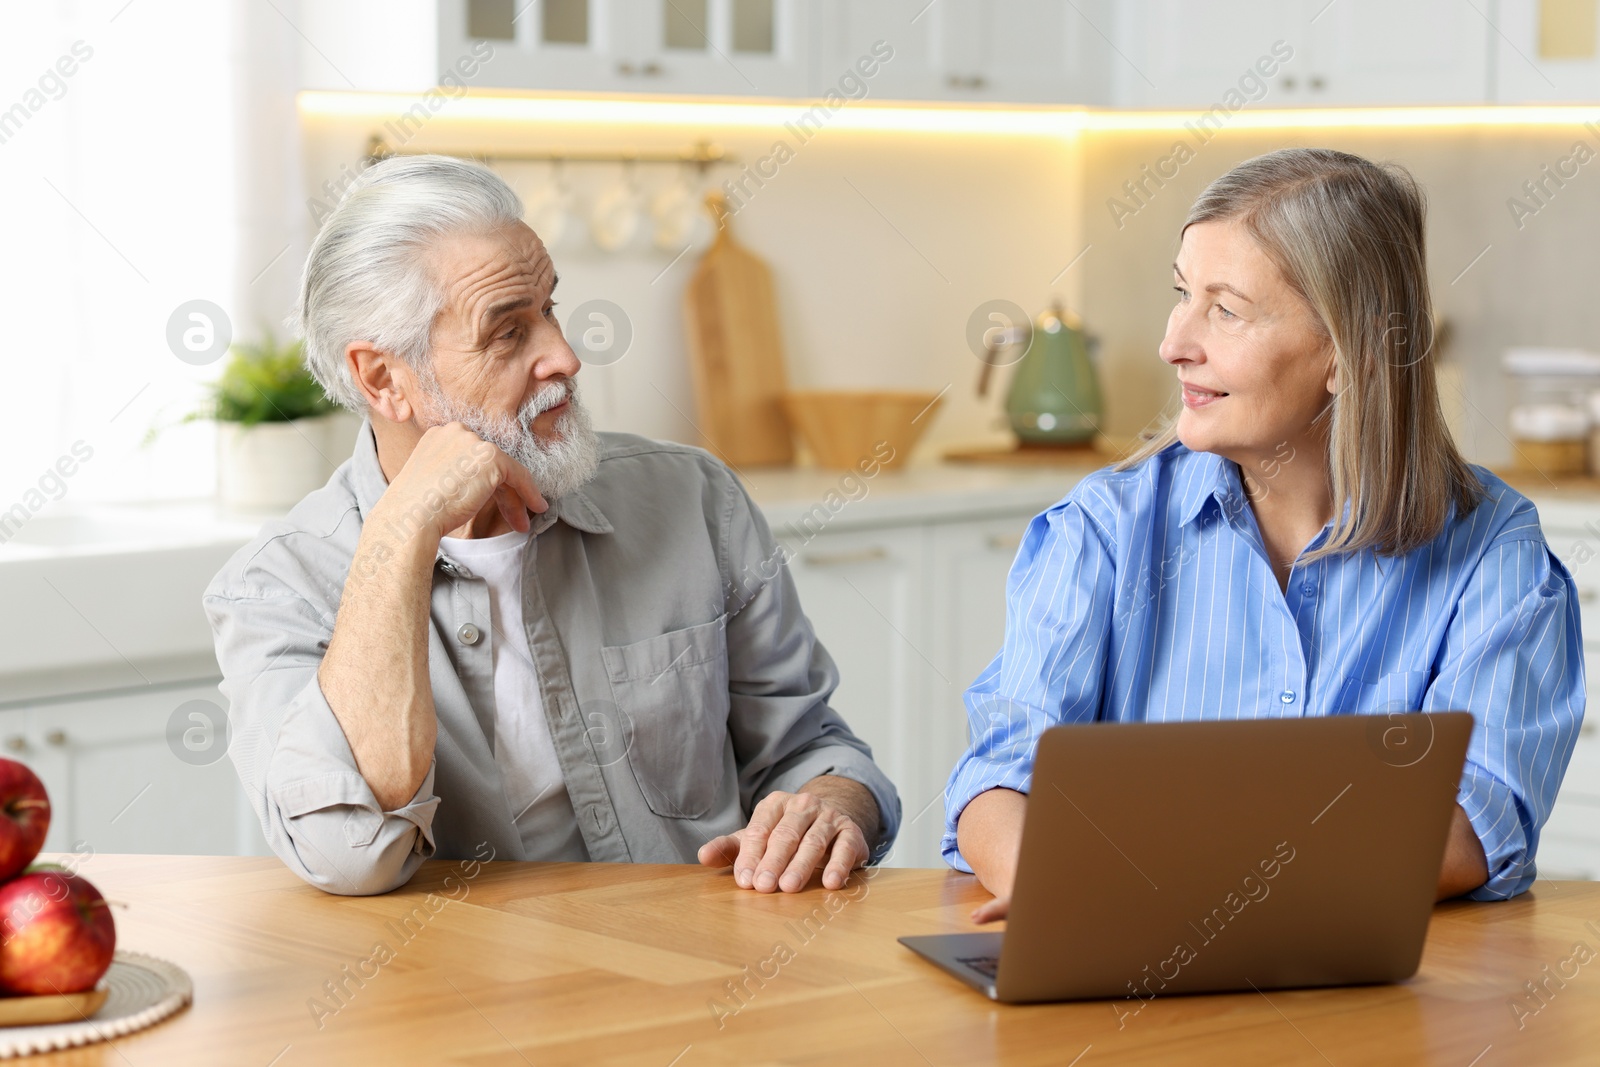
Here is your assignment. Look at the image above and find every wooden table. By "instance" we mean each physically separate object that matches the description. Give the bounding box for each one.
[38,855,1600,1065]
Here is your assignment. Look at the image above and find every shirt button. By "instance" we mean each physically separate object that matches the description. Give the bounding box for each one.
[1300,581,1317,596]
[457,623,481,645]
[1280,690,1296,705]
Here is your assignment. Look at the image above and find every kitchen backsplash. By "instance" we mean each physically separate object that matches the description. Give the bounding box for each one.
[287,118,1600,470]
[292,117,1087,464]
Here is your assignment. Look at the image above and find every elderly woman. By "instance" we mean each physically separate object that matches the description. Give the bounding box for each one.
[944,148,1584,920]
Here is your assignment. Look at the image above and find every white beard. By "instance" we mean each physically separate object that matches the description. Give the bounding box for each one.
[416,372,602,502]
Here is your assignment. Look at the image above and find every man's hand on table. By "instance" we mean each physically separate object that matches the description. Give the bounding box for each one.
[697,775,881,892]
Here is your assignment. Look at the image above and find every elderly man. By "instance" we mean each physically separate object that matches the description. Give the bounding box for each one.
[205,155,899,895]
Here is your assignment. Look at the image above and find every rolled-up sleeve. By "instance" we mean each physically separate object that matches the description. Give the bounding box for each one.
[204,589,440,895]
[1425,537,1586,900]
[941,499,1116,872]
[717,477,903,862]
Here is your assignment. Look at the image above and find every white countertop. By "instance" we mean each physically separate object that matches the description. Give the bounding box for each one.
[0,462,1082,703]
[742,461,1083,533]
[5,459,1596,705]
[0,461,1086,562]
[23,461,1589,563]
[0,502,269,561]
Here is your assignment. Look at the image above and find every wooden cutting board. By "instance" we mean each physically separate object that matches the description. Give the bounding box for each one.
[682,193,794,466]
[0,986,106,1026]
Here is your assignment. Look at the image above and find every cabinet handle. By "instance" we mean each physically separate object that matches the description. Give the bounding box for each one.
[617,61,636,75]
[945,74,986,90]
[1282,75,1297,91]
[3,737,25,754]
[44,730,66,747]
[801,546,889,568]
[1578,587,1599,603]
[641,61,662,76]
[1309,75,1326,91]
[985,533,1023,552]
[1582,719,1597,736]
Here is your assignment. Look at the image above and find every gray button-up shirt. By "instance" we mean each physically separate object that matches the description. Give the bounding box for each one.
[204,420,901,895]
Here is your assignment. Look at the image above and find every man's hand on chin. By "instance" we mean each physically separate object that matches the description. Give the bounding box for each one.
[698,775,881,892]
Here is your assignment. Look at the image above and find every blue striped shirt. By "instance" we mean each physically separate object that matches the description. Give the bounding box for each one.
[941,443,1585,899]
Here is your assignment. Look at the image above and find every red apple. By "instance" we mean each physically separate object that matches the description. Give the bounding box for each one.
[0,869,115,995]
[0,760,49,882]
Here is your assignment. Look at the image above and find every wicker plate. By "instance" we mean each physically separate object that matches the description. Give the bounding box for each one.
[0,952,191,1058]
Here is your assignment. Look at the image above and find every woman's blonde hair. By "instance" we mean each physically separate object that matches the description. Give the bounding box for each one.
[1115,147,1482,559]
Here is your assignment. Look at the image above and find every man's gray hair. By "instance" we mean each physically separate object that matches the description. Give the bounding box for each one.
[293,154,524,412]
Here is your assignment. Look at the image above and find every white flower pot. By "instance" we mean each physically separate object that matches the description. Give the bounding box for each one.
[216,412,358,513]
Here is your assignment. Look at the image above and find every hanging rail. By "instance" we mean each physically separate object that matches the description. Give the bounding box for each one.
[364,135,736,172]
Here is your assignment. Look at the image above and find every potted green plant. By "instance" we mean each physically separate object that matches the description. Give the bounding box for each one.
[186,332,353,511]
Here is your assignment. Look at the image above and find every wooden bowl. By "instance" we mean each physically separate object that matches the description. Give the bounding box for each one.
[781,391,940,472]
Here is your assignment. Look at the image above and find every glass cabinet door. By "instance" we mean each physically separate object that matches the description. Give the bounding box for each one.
[465,0,596,46]
[441,0,630,93]
[443,0,807,95]
[634,0,811,96]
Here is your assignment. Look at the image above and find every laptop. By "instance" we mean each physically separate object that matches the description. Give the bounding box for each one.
[900,711,1473,1004]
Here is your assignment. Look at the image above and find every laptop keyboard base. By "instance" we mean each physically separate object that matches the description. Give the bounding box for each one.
[958,955,1000,980]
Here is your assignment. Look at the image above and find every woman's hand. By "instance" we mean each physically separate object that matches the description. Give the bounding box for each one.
[971,894,1010,923]
[956,787,1028,923]
[1436,802,1489,900]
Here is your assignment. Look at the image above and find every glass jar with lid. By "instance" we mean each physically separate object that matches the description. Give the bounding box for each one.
[1503,347,1600,477]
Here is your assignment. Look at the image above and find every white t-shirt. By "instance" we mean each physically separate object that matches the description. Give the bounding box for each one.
[437,528,589,862]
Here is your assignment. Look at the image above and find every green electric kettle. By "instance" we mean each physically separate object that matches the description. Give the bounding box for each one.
[978,302,1103,446]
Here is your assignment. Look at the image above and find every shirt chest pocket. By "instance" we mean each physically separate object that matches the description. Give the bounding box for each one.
[1334,669,1432,716]
[601,614,731,819]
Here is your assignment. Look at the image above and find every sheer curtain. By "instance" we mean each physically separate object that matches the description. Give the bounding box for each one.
[0,0,301,508]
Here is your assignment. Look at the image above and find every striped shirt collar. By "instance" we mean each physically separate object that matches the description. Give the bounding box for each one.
[1172,446,1246,529]
[1171,444,1347,552]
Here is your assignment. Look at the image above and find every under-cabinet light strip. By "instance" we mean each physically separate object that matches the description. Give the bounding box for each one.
[298,91,1600,135]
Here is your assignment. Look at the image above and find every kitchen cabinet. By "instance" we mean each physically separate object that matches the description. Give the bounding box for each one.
[1114,0,1492,108]
[308,0,1500,106]
[1543,763,1600,879]
[1111,0,1307,109]
[1304,0,1493,105]
[436,0,628,94]
[775,508,1037,869]
[816,0,1114,105]
[778,524,931,854]
[1532,518,1600,880]
[433,0,1118,103]
[1493,0,1600,102]
[922,516,1029,837]
[438,0,811,96]
[2,681,269,859]
[630,0,813,97]
[810,0,936,102]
